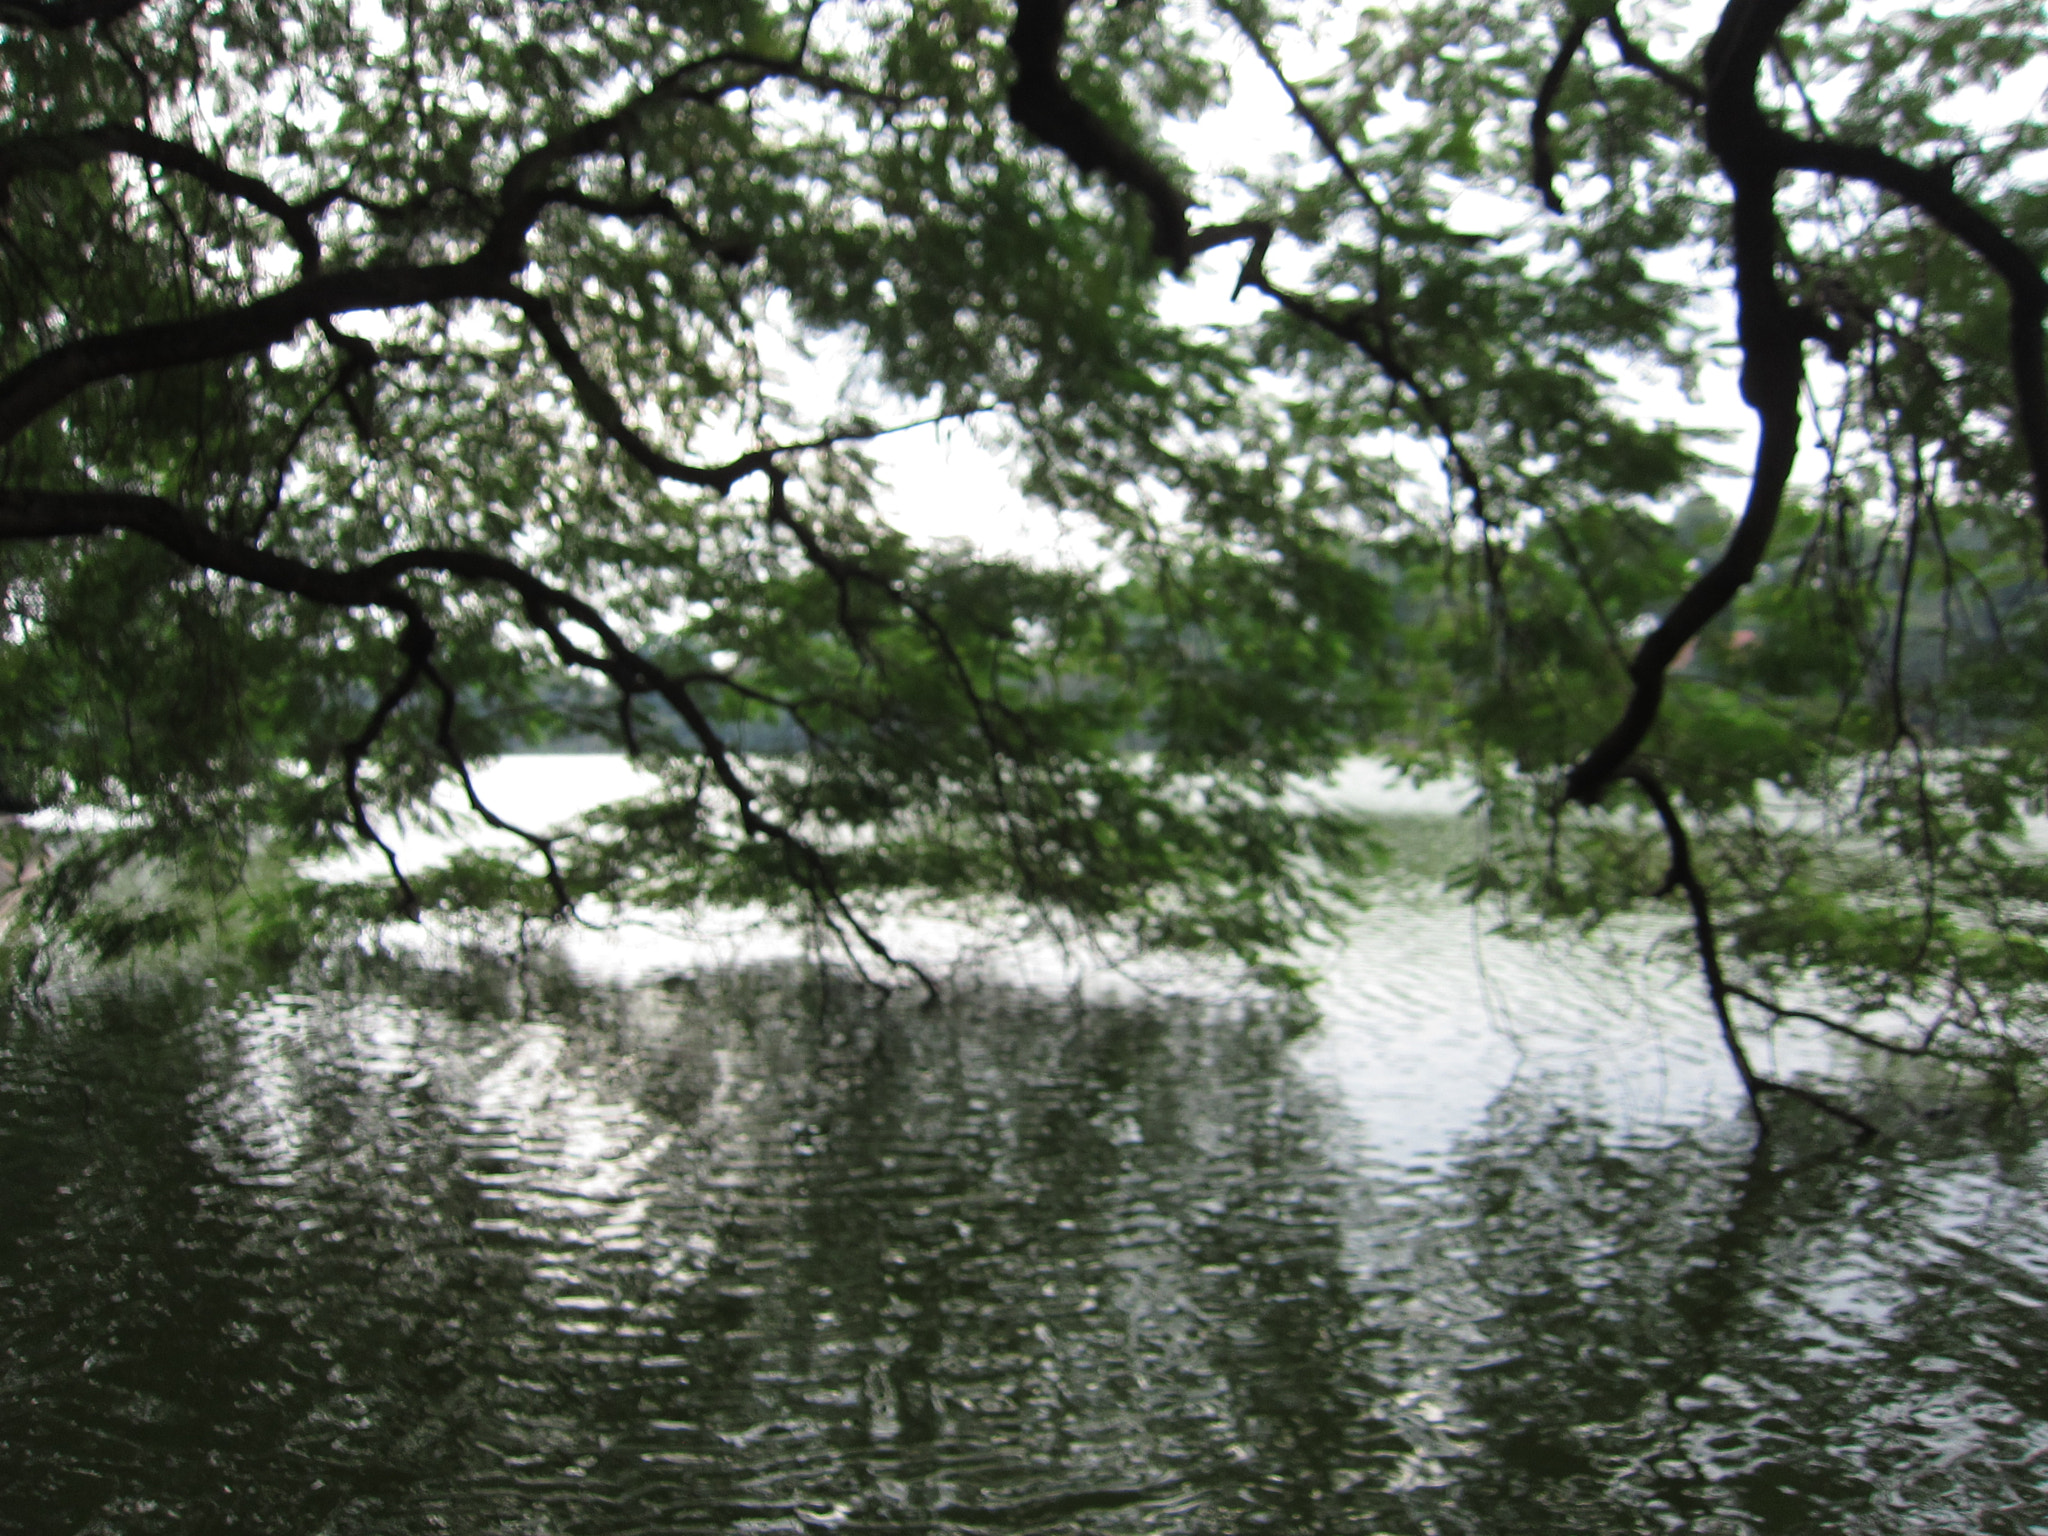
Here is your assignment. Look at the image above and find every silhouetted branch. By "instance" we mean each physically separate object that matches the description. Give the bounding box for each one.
[0,44,883,448]
[1214,1,1382,217]
[0,124,324,267]
[340,613,433,917]
[422,659,573,916]
[762,473,1048,932]
[1566,0,1809,806]
[1720,982,1973,1063]
[1563,0,2048,801]
[1531,11,1598,213]
[1006,0,1195,267]
[1603,13,1705,105]
[0,487,936,989]
[0,0,147,29]
[1769,129,2048,544]
[1229,237,1510,604]
[0,261,490,447]
[1628,766,1880,1141]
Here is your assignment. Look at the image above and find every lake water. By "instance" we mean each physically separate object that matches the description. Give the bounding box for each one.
[4,761,2047,1534]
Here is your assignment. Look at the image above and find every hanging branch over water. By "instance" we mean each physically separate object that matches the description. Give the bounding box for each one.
[1539,0,2048,807]
[1626,766,1879,1142]
[1002,0,2047,1109]
[0,36,990,988]
[0,485,938,995]
[6,0,2044,1045]
[0,47,883,453]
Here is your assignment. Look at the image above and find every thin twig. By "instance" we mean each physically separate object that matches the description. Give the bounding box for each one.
[1626,765,1880,1141]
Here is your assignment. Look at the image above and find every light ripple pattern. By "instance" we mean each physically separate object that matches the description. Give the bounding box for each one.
[1,948,2045,1535]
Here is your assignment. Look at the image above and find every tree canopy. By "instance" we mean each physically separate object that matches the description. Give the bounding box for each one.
[4,0,2047,1108]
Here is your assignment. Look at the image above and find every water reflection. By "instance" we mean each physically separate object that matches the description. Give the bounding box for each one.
[2,961,2044,1534]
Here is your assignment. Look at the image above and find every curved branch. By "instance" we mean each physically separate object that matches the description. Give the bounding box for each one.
[1627,766,1879,1141]
[1566,0,1809,806]
[1627,766,1765,1120]
[1603,14,1706,106]
[1215,3,1493,250]
[0,44,872,447]
[2,487,411,604]
[1231,239,1511,605]
[0,486,932,988]
[0,259,490,448]
[541,187,756,266]
[340,612,433,917]
[1214,1,1382,218]
[507,284,987,492]
[501,287,772,492]
[762,473,1043,895]
[1567,0,2048,801]
[0,124,323,268]
[1006,0,1195,267]
[1769,128,2048,544]
[421,658,573,916]
[1720,983,1973,1064]
[1532,11,1598,214]
[485,46,893,252]
[1534,7,1707,214]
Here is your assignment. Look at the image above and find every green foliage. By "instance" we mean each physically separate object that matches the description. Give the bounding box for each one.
[2,0,2046,1061]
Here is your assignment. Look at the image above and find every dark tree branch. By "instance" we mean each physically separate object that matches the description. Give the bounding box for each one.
[1216,3,1492,249]
[501,286,814,493]
[0,259,492,448]
[1566,0,1809,806]
[540,187,755,266]
[1532,11,1599,213]
[483,45,893,260]
[2,487,412,604]
[252,363,357,540]
[1627,765,1765,1121]
[1214,1,1383,218]
[764,473,1026,741]
[1886,438,1929,746]
[1000,13,1510,608]
[0,44,878,447]
[422,658,573,915]
[1627,766,1880,1142]
[616,689,643,758]
[1603,13,1706,105]
[1564,0,2048,803]
[1007,0,1196,267]
[0,124,324,269]
[1768,128,2048,543]
[1230,237,1511,607]
[1534,7,1708,213]
[1720,982,1972,1063]
[0,487,934,989]
[340,612,433,917]
[507,284,986,495]
[1545,512,1633,667]
[762,473,1047,919]
[0,0,147,28]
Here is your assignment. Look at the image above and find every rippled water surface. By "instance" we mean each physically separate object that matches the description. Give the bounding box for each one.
[5,909,2048,1534]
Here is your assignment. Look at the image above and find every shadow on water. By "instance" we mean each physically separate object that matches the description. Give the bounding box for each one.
[2,958,2045,1535]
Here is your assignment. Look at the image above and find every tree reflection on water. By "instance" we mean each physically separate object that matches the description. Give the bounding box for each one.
[2,960,2043,1534]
